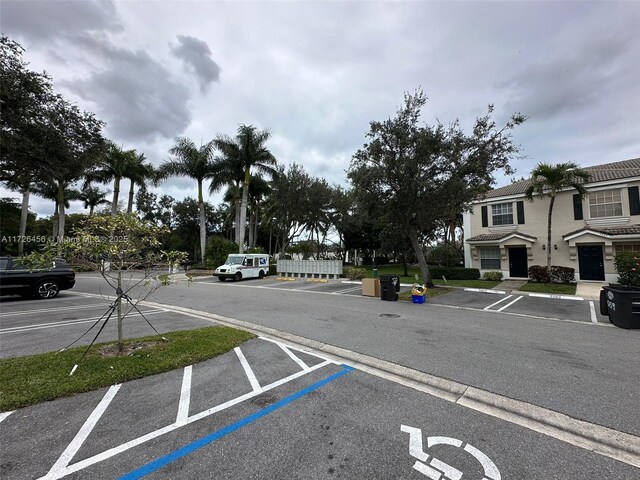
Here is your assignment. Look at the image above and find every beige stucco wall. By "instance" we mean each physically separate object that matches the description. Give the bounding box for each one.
[465,179,640,281]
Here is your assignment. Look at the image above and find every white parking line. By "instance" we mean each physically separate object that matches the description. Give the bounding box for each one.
[483,295,512,311]
[528,293,584,301]
[176,366,192,426]
[0,411,13,423]
[464,288,506,295]
[234,347,262,392]
[0,303,106,318]
[276,342,311,371]
[497,295,523,312]
[0,310,165,334]
[332,286,362,295]
[42,384,121,480]
[589,301,598,323]
[52,359,333,479]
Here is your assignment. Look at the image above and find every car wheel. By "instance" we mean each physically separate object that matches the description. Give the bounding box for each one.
[259,270,265,279]
[233,272,242,282]
[35,280,60,299]
[218,277,226,282]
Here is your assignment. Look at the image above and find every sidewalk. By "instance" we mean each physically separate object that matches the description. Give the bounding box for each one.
[575,282,607,300]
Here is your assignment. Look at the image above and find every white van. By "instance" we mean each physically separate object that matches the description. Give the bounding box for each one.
[214,254,270,282]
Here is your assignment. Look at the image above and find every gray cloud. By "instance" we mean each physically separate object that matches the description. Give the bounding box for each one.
[61,38,192,142]
[170,35,221,92]
[1,0,122,42]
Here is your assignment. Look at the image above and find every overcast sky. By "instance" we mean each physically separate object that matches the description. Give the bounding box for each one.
[2,0,639,217]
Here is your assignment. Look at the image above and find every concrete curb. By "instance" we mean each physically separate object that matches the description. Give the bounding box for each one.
[116,296,639,468]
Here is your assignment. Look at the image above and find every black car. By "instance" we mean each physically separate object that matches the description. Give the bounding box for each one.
[0,256,76,299]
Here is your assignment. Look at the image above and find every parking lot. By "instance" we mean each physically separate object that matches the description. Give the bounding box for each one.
[2,276,639,479]
[193,276,610,325]
[0,291,215,358]
[1,333,638,479]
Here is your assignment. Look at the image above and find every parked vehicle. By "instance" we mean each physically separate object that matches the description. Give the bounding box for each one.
[0,256,76,299]
[214,254,269,282]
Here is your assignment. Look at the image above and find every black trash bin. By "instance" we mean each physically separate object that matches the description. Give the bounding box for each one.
[380,275,400,301]
[601,285,640,329]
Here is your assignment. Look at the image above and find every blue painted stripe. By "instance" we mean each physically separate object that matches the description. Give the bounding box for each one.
[119,364,354,480]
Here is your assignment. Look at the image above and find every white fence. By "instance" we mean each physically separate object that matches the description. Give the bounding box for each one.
[276,260,343,279]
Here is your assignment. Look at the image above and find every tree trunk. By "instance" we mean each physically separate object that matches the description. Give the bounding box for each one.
[409,228,433,287]
[57,183,66,240]
[127,179,135,214]
[117,270,123,352]
[235,199,241,244]
[112,176,121,214]
[547,195,555,275]
[402,253,409,277]
[18,186,30,256]
[238,170,250,253]
[248,211,255,250]
[89,205,95,216]
[198,180,206,267]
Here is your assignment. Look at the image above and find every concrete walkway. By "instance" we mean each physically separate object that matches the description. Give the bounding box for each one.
[494,279,528,291]
[575,282,607,300]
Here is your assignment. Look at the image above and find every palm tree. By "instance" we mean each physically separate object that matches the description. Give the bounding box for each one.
[525,162,591,273]
[124,152,155,214]
[213,125,277,253]
[88,142,137,214]
[33,181,81,236]
[78,185,111,216]
[158,137,221,266]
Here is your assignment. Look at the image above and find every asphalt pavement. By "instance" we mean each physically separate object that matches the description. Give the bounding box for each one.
[2,337,637,479]
[1,273,638,479]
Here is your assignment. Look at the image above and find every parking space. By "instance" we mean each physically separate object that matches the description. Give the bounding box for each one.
[1,337,637,480]
[428,288,609,324]
[195,276,413,298]
[0,292,215,358]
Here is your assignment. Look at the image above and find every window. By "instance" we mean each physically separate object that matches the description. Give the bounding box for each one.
[589,189,622,218]
[0,259,8,271]
[480,247,501,269]
[491,203,513,225]
[615,244,640,253]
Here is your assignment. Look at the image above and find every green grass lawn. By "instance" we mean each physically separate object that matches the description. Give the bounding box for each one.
[518,282,577,295]
[399,286,453,301]
[0,326,254,411]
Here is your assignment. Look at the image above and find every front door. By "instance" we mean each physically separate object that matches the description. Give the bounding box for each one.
[578,245,605,280]
[508,247,528,278]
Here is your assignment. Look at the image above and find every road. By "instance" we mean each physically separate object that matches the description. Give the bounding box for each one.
[1,273,638,479]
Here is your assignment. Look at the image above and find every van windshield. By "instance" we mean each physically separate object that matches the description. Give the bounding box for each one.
[225,255,245,265]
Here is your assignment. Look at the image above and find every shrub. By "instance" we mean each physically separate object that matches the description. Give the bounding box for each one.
[528,265,550,283]
[344,267,367,280]
[551,266,575,284]
[269,263,278,275]
[614,252,640,286]
[205,236,239,268]
[430,266,480,280]
[528,265,575,283]
[428,245,463,268]
[482,271,503,282]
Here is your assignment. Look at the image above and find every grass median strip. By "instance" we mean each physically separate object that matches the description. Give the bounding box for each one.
[518,282,577,295]
[0,326,255,411]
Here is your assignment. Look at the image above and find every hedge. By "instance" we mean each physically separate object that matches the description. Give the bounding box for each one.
[430,266,480,280]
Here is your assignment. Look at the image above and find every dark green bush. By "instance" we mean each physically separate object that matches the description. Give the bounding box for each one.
[269,263,278,275]
[205,236,238,268]
[550,266,575,284]
[344,266,367,280]
[482,271,503,282]
[614,252,640,286]
[528,265,550,283]
[430,266,480,280]
[428,245,463,268]
[529,265,575,283]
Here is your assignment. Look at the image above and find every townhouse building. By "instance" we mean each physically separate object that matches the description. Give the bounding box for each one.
[463,158,640,282]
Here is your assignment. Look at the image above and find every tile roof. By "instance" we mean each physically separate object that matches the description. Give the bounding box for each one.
[484,157,640,199]
[467,232,538,243]
[466,233,509,242]
[563,225,640,239]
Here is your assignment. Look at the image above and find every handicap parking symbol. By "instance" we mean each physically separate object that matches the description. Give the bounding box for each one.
[401,425,501,480]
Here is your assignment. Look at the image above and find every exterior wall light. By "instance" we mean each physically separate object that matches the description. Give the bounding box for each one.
[554,244,558,250]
